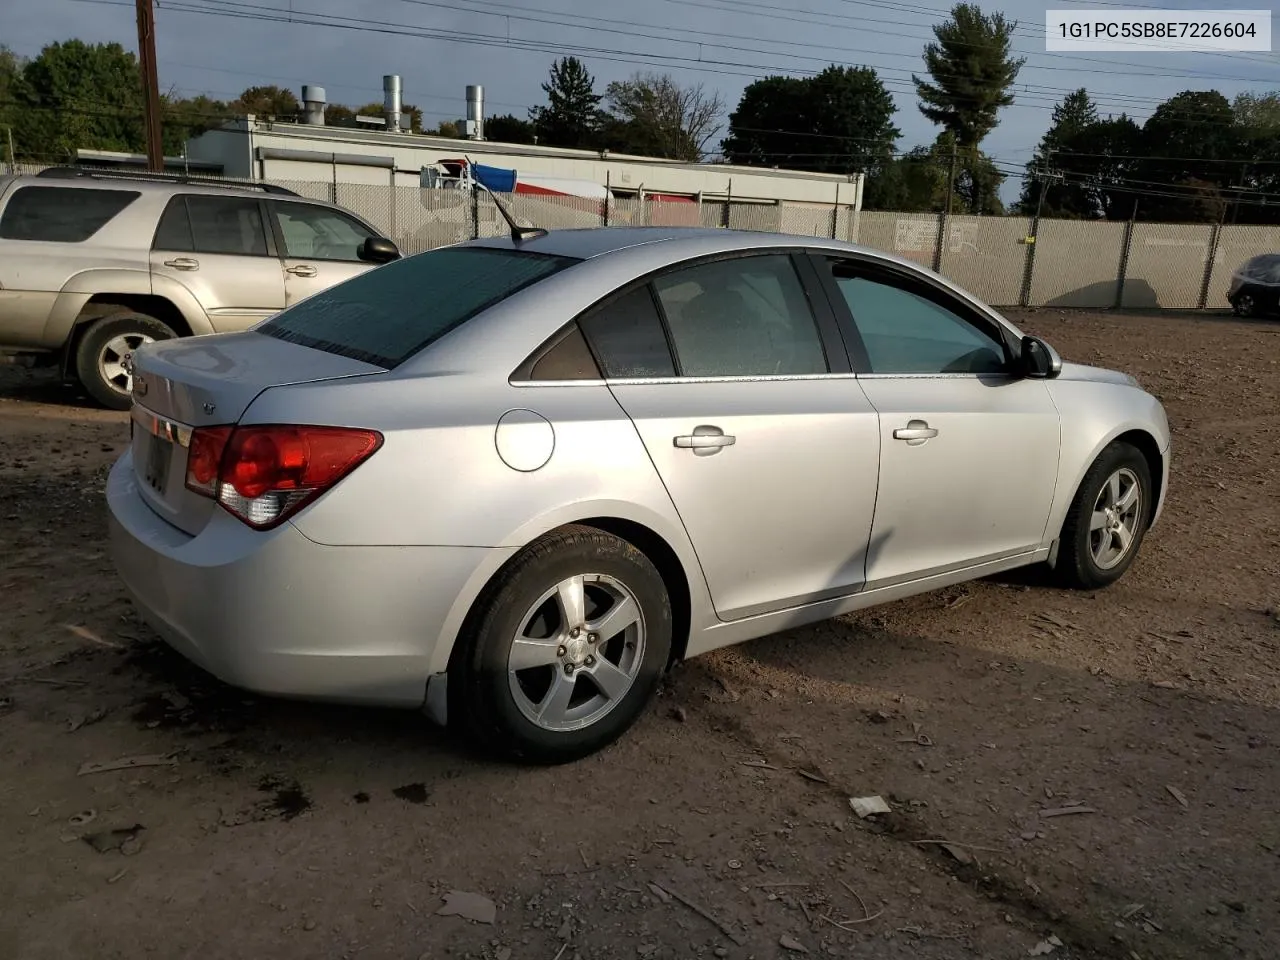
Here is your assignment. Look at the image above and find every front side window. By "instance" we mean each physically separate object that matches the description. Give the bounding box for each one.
[274,202,375,261]
[652,254,829,377]
[0,186,139,242]
[827,264,1008,375]
[185,196,270,257]
[259,247,577,368]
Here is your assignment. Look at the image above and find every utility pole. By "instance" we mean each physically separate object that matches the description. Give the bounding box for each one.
[135,0,164,171]
[944,139,958,215]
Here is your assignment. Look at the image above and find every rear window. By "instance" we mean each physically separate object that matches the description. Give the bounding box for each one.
[0,186,140,242]
[258,247,578,367]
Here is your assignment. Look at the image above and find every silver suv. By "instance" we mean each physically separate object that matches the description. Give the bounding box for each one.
[0,168,401,409]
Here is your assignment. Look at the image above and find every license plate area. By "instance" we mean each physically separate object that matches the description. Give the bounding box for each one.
[142,433,173,493]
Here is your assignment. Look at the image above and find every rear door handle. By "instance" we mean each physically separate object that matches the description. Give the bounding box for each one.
[674,425,736,456]
[893,420,938,445]
[286,264,318,277]
[163,257,199,271]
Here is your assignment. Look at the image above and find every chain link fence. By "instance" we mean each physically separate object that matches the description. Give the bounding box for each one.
[8,161,1280,309]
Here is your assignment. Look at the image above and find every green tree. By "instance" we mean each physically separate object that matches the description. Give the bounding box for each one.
[162,93,231,154]
[0,46,24,166]
[1231,91,1280,224]
[1062,114,1143,221]
[1232,90,1280,133]
[1135,90,1239,222]
[600,72,723,161]
[529,57,603,149]
[11,40,146,161]
[230,85,298,118]
[485,112,536,144]
[723,66,899,178]
[1018,88,1099,218]
[913,3,1024,149]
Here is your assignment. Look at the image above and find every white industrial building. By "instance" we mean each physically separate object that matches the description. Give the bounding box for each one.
[179,77,861,205]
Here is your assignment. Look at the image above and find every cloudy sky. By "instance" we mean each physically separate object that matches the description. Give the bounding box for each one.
[4,0,1278,201]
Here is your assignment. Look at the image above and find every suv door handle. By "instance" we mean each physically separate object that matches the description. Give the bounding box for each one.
[286,264,318,277]
[893,420,938,445]
[674,425,736,456]
[163,257,199,271]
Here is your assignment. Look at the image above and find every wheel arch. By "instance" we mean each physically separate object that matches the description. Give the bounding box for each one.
[430,507,705,680]
[1050,424,1166,562]
[62,293,196,379]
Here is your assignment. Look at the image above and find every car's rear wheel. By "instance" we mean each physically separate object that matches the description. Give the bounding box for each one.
[1055,440,1153,590]
[450,526,672,764]
[75,312,177,410]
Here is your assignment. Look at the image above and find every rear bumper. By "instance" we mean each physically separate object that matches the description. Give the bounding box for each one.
[106,451,502,708]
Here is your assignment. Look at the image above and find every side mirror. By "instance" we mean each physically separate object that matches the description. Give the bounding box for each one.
[359,236,401,264]
[1020,335,1062,379]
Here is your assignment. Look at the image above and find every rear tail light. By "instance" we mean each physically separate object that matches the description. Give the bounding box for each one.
[184,424,383,530]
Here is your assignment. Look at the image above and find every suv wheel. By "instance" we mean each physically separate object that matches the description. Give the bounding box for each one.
[75,313,177,410]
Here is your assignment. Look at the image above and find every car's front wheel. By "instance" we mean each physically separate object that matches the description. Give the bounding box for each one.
[450,526,672,764]
[1055,440,1153,590]
[1231,291,1258,318]
[75,312,177,410]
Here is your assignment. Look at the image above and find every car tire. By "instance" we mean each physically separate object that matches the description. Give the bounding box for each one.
[1054,441,1153,590]
[1231,293,1257,318]
[74,312,177,411]
[450,525,673,764]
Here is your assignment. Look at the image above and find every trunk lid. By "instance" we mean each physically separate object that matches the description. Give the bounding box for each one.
[128,331,384,535]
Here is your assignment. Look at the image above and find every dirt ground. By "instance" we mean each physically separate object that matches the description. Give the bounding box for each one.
[1,308,1277,960]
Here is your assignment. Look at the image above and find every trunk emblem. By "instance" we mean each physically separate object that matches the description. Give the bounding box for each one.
[202,401,217,415]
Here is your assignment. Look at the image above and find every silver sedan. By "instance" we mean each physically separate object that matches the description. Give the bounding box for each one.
[107,227,1171,763]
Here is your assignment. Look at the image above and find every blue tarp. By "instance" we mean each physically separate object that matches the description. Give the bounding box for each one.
[471,163,517,193]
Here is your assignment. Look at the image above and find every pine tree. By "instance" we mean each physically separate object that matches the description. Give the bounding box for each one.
[913,3,1024,148]
[529,57,603,149]
[1018,88,1099,217]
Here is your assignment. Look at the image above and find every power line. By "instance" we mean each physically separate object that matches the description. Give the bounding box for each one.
[72,0,1279,128]
[419,0,1280,83]
[668,0,1280,71]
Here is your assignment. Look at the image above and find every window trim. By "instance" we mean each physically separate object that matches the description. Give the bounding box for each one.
[0,185,140,244]
[152,194,278,259]
[267,199,379,264]
[809,252,1021,378]
[510,247,852,386]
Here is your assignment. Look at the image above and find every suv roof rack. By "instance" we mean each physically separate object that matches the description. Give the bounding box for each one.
[34,166,301,197]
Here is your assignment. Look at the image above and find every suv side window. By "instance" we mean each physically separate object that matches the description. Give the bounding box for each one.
[824,259,1008,375]
[167,195,271,257]
[578,285,676,379]
[273,202,375,261]
[0,186,139,243]
[153,197,195,251]
[652,254,829,377]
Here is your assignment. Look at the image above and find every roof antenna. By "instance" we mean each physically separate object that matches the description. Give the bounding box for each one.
[464,155,548,244]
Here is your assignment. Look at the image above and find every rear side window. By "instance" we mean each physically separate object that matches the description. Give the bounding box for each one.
[259,247,577,368]
[0,186,139,242]
[579,286,675,378]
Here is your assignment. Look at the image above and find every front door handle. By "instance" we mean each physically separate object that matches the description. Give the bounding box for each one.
[163,257,199,271]
[286,264,318,277]
[674,425,736,456]
[893,420,938,445]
